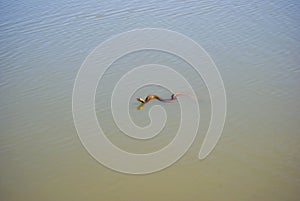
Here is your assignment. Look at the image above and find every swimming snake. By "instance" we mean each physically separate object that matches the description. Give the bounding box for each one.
[136,92,192,110]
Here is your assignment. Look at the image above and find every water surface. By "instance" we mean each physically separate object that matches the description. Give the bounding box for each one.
[1,0,300,200]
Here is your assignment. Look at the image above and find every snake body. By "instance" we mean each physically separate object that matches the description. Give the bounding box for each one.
[137,92,186,104]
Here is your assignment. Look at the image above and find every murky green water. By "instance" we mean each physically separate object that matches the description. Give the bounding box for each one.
[1,1,299,200]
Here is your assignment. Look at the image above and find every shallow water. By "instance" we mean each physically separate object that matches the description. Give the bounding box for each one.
[1,0,300,200]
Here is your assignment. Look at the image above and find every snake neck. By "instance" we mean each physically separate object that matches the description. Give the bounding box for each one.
[144,95,162,103]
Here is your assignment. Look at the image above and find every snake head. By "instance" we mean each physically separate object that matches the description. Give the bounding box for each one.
[137,97,145,103]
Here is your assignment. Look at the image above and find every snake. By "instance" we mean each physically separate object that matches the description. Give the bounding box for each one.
[136,92,192,110]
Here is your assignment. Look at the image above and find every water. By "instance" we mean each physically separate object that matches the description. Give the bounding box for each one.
[1,0,300,200]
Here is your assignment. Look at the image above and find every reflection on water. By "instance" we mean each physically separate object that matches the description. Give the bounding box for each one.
[1,0,299,200]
